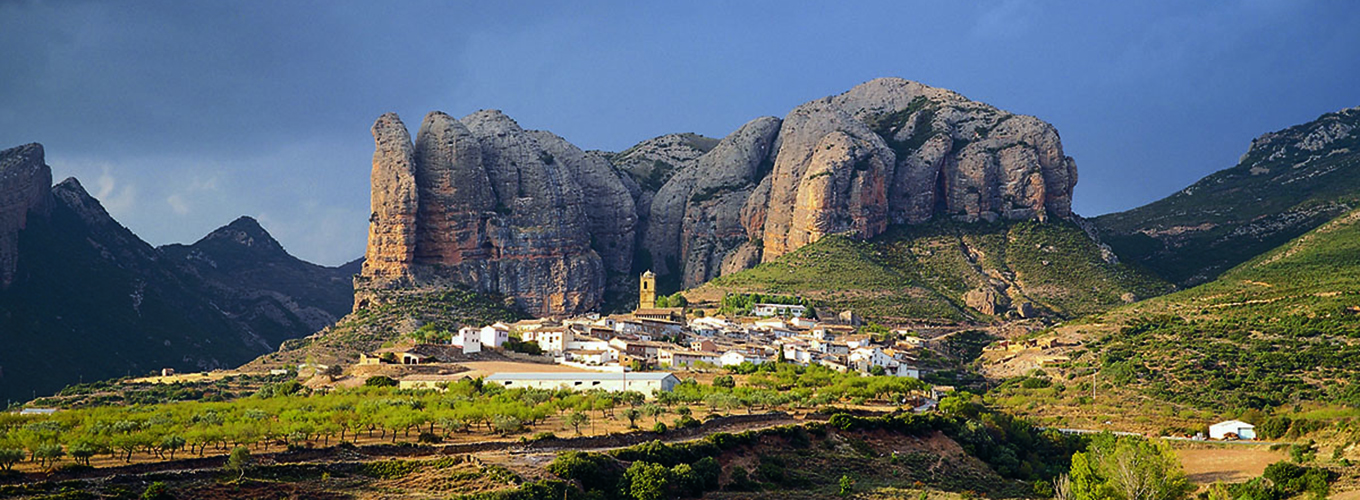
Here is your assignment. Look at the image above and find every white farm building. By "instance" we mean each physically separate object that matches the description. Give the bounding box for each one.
[1209,420,1256,440]
[484,372,680,396]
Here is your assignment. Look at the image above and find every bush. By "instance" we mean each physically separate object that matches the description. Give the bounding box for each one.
[653,422,668,434]
[625,461,673,500]
[141,482,172,500]
[548,451,622,493]
[364,376,398,388]
[360,460,420,479]
[418,432,443,444]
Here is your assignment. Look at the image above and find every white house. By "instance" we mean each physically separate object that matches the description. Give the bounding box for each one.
[720,349,768,366]
[452,327,482,354]
[536,328,574,353]
[567,336,611,352]
[753,303,807,317]
[479,325,510,349]
[485,372,680,395]
[1209,420,1257,440]
[658,348,721,368]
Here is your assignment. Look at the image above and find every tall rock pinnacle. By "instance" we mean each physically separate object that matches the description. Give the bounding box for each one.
[0,143,53,288]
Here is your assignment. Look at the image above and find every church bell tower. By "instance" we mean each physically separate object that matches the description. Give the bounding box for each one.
[639,270,656,309]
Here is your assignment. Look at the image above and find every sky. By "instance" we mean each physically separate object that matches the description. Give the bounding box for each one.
[2,1,1357,266]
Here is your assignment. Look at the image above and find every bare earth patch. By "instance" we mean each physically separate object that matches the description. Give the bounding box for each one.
[1176,446,1284,484]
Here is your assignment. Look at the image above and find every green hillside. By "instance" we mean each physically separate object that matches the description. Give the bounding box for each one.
[1095,107,1360,286]
[692,219,1171,324]
[1077,207,1360,411]
[247,287,527,369]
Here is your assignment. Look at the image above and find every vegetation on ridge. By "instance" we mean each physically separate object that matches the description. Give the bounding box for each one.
[695,218,1171,323]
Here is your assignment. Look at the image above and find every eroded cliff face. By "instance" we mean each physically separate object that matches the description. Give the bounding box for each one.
[358,111,627,316]
[360,78,1080,313]
[0,143,53,288]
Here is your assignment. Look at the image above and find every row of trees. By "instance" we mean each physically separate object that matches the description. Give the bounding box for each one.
[0,364,924,471]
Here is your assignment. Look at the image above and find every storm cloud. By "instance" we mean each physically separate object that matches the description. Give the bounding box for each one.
[2,1,1356,265]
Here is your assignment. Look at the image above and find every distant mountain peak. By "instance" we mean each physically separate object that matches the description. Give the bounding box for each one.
[198,215,285,254]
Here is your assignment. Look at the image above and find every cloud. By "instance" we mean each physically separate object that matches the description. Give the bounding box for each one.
[971,0,1034,39]
[165,193,189,215]
[93,164,137,214]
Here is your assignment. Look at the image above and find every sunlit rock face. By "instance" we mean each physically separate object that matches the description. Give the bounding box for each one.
[360,78,1079,312]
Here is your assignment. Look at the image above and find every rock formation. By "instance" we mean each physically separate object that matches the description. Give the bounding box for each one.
[357,111,636,316]
[0,143,53,288]
[360,78,1081,314]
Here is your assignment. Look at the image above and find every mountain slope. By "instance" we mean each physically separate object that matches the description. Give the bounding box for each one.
[1037,206,1360,412]
[1095,107,1360,286]
[161,216,356,347]
[687,218,1171,324]
[0,143,357,403]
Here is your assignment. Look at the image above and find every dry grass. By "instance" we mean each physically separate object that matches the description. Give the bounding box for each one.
[1175,446,1284,485]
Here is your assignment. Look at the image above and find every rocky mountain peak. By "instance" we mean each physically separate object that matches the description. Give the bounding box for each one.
[195,216,287,256]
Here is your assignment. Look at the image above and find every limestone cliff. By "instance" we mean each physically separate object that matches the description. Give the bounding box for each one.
[357,111,632,316]
[0,143,52,288]
[360,78,1080,314]
[653,77,1078,283]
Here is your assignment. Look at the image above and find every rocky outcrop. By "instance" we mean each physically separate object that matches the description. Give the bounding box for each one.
[358,111,632,316]
[360,78,1082,312]
[0,143,53,288]
[362,113,420,284]
[643,117,781,286]
[755,77,1077,261]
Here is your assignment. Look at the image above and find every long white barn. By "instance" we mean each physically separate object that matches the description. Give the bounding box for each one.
[485,372,680,395]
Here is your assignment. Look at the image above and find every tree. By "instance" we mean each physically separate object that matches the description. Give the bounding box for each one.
[713,375,735,389]
[642,404,663,424]
[225,446,251,482]
[160,435,186,460]
[567,412,589,436]
[623,408,642,429]
[0,448,23,471]
[68,439,99,466]
[625,461,673,500]
[34,443,64,469]
[1068,435,1190,500]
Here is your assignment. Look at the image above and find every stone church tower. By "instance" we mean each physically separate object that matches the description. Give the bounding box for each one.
[639,270,656,309]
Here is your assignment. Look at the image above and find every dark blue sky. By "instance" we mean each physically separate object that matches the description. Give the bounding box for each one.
[2,1,1357,265]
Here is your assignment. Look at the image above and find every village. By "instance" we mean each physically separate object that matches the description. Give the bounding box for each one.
[365,272,928,396]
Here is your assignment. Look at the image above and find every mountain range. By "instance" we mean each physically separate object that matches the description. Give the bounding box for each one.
[0,143,356,404]
[4,78,1358,409]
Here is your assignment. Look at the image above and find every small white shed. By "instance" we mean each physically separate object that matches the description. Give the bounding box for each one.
[1209,420,1256,440]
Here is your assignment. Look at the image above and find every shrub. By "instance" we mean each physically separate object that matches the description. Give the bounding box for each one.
[547,451,622,494]
[624,461,673,500]
[364,376,398,388]
[360,459,420,479]
[141,482,172,500]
